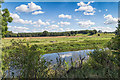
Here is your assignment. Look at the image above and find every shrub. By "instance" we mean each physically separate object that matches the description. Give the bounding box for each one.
[2,39,51,78]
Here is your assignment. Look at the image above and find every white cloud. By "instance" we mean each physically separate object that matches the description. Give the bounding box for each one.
[58,21,70,26]
[65,28,75,31]
[58,14,72,19]
[31,29,45,32]
[16,2,41,12]
[59,28,64,31]
[74,19,79,21]
[32,11,44,15]
[16,2,44,15]
[105,9,108,11]
[75,1,95,15]
[104,14,118,25]
[78,20,95,28]
[48,25,59,29]
[8,26,29,33]
[10,13,32,24]
[84,11,95,15]
[33,19,50,27]
[91,26,115,32]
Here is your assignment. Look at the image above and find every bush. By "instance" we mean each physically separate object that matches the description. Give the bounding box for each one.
[2,39,51,78]
[86,48,119,78]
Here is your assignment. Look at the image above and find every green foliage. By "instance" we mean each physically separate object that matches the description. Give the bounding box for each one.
[4,30,98,37]
[108,20,120,52]
[36,39,108,53]
[2,40,51,78]
[115,21,120,36]
[42,31,50,36]
[3,33,112,53]
[107,36,120,51]
[1,32,118,78]
[1,39,119,78]
[87,49,119,78]
[1,8,13,37]
[66,49,119,78]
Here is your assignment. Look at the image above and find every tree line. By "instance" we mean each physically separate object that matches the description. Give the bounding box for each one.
[5,30,97,37]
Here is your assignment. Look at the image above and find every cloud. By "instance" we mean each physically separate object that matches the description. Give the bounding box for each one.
[33,19,50,27]
[84,11,95,15]
[105,9,108,11]
[75,1,95,15]
[48,25,59,29]
[78,20,95,28]
[8,26,29,33]
[65,28,75,31]
[104,14,118,25]
[10,13,32,24]
[74,19,79,21]
[32,11,44,15]
[59,28,64,31]
[16,2,41,12]
[31,28,46,32]
[58,14,72,19]
[16,2,44,15]
[91,26,115,32]
[58,21,70,26]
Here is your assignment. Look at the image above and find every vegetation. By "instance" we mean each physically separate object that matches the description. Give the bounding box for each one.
[1,41,119,78]
[1,32,118,78]
[2,40,51,78]
[0,0,13,38]
[1,9,13,38]
[1,27,119,79]
[1,1,119,78]
[2,33,114,53]
[67,48,119,78]
[5,30,97,37]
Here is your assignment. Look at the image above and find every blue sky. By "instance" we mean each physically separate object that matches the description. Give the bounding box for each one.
[2,1,118,33]
[4,0,120,2]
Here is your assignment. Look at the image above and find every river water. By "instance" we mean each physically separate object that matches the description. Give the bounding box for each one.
[43,49,94,65]
[5,49,94,78]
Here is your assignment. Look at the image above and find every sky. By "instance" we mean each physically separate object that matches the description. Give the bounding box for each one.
[4,0,120,2]
[2,1,118,33]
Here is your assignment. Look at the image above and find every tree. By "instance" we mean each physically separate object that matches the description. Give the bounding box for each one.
[93,30,97,34]
[107,20,120,51]
[115,20,120,36]
[1,8,13,37]
[98,30,102,33]
[42,31,49,36]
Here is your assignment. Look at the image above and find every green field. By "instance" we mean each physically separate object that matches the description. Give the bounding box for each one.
[2,33,115,53]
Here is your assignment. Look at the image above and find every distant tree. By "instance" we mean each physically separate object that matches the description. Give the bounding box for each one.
[89,30,97,35]
[104,31,107,34]
[98,30,102,33]
[42,31,49,36]
[4,30,98,37]
[93,30,97,34]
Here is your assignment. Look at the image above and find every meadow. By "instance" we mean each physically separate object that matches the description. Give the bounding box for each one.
[2,33,115,54]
